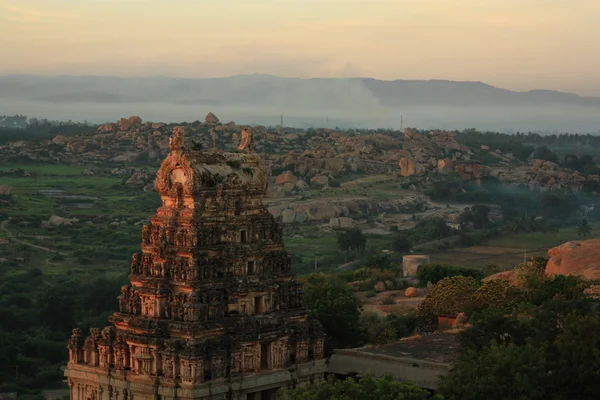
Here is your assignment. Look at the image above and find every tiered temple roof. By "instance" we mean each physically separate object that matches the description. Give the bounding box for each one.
[65,127,325,400]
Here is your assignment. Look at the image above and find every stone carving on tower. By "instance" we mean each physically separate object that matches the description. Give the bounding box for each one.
[65,126,326,400]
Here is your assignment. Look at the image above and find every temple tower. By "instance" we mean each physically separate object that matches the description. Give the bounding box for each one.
[65,127,326,400]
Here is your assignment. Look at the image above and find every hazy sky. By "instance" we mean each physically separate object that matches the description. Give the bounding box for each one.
[1,0,599,95]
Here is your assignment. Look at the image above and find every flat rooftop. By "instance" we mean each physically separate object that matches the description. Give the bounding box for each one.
[357,332,460,364]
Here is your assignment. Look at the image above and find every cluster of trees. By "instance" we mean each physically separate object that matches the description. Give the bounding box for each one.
[295,257,600,399]
[300,273,418,353]
[457,128,600,151]
[0,116,97,144]
[0,267,125,395]
[336,228,367,256]
[278,374,441,400]
[416,264,484,285]
[438,274,600,400]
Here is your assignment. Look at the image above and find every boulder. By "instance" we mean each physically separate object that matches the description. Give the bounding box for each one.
[310,175,329,187]
[584,285,600,299]
[267,207,282,219]
[482,269,521,286]
[404,287,418,297]
[437,158,454,174]
[205,112,219,124]
[52,135,69,145]
[399,157,415,177]
[118,118,131,131]
[338,217,356,229]
[294,210,308,223]
[113,152,141,163]
[281,209,296,224]
[128,116,142,126]
[295,180,309,191]
[96,123,116,133]
[374,281,386,292]
[324,158,345,175]
[452,312,468,329]
[545,240,600,280]
[125,171,150,185]
[276,171,297,186]
[44,215,75,227]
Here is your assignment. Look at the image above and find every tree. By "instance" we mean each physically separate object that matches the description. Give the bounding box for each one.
[300,274,363,352]
[336,228,366,255]
[439,343,547,400]
[439,288,600,400]
[577,219,592,237]
[458,205,491,229]
[416,264,484,285]
[390,233,412,253]
[533,146,558,163]
[278,374,442,400]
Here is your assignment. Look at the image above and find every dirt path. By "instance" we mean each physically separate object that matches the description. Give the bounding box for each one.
[1,220,66,254]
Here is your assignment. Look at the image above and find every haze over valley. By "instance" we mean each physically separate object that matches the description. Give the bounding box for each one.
[1,74,599,133]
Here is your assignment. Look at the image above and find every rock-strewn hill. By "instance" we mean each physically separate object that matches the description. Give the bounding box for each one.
[546,240,600,280]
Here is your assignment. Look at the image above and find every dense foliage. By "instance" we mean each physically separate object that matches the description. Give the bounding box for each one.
[417,276,480,317]
[0,269,124,395]
[336,228,367,255]
[300,274,363,352]
[416,264,484,285]
[437,269,600,400]
[0,116,97,144]
[278,374,442,400]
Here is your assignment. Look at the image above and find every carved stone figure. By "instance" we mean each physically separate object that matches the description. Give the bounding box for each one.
[169,126,186,151]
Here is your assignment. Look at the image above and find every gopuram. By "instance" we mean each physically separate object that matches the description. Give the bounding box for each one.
[64,126,326,400]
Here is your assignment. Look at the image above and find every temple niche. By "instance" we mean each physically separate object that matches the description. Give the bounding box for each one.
[65,126,326,400]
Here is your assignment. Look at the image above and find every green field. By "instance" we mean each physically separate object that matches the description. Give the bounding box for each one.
[429,228,600,272]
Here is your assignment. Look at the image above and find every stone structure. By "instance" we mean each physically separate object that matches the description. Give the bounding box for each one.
[402,255,430,278]
[65,127,326,400]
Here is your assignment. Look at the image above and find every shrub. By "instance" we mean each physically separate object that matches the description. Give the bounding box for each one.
[329,178,341,187]
[471,279,515,312]
[417,263,484,285]
[418,276,480,317]
[381,295,396,305]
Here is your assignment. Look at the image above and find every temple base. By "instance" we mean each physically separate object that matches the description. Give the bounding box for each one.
[65,360,327,400]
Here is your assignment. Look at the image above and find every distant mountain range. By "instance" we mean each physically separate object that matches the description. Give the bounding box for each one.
[1,74,599,109]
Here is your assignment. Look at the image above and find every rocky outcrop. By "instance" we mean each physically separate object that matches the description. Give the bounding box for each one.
[205,112,219,124]
[310,175,329,187]
[399,129,474,177]
[128,116,142,127]
[545,240,600,280]
[276,171,297,186]
[42,215,78,227]
[437,158,454,174]
[118,118,131,131]
[454,161,482,182]
[489,160,595,191]
[481,269,521,286]
[329,217,356,229]
[125,171,152,186]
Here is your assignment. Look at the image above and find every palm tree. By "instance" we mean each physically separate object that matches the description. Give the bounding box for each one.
[576,219,592,237]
